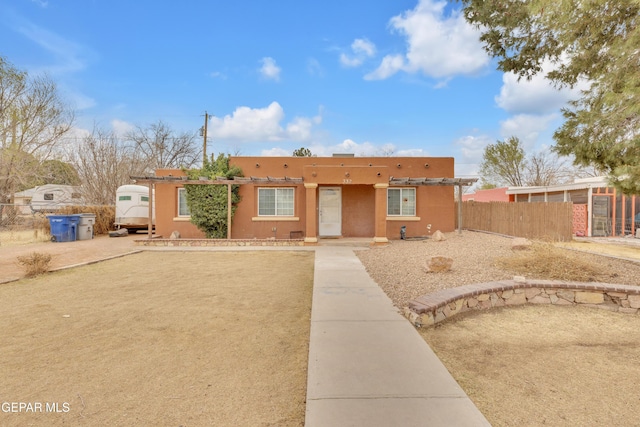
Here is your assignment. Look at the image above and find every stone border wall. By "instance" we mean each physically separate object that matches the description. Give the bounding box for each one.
[134,238,305,247]
[404,278,640,328]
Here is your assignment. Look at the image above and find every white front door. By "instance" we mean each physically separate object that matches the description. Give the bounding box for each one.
[319,187,342,236]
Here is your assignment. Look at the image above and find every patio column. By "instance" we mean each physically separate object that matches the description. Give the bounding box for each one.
[147,183,153,239]
[304,183,318,244]
[373,183,389,244]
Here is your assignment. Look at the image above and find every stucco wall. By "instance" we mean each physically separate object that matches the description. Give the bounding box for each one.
[153,156,455,240]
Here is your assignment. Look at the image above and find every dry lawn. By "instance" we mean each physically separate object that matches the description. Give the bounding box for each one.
[357,232,640,427]
[0,228,51,247]
[421,305,640,427]
[0,251,314,426]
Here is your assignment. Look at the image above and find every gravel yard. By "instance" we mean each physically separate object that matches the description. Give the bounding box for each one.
[356,230,640,309]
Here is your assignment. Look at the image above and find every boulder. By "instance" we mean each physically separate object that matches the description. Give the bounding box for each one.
[431,230,446,242]
[170,230,181,240]
[108,228,128,237]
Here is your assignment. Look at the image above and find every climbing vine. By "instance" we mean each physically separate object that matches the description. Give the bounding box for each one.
[183,154,242,238]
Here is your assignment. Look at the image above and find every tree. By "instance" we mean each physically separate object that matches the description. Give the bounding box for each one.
[479,137,526,187]
[126,121,201,171]
[183,153,243,238]
[37,159,81,186]
[461,0,640,192]
[72,127,147,205]
[0,56,74,207]
[292,147,313,157]
[479,136,574,187]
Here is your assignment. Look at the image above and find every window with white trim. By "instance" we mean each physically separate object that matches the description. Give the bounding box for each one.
[178,188,191,216]
[387,188,416,216]
[258,188,294,216]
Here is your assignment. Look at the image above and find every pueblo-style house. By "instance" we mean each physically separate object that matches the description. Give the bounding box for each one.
[136,155,474,245]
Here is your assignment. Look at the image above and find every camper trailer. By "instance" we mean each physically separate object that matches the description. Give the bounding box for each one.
[115,185,155,230]
[30,184,84,213]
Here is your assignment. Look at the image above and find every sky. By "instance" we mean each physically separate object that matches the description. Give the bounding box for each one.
[1,0,585,180]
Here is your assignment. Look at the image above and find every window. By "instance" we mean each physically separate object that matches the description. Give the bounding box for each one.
[44,193,54,201]
[119,195,132,201]
[178,188,190,216]
[387,188,416,216]
[258,188,294,216]
[141,196,149,202]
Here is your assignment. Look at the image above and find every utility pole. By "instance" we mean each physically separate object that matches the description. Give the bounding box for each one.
[202,111,209,165]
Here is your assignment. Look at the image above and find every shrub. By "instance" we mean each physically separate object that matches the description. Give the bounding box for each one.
[57,205,115,235]
[183,154,243,239]
[17,252,52,277]
[496,242,600,281]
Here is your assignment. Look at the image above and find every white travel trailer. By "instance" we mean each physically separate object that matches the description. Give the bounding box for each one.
[30,184,84,213]
[115,185,155,230]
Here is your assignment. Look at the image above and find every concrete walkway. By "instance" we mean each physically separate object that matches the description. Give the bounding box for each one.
[305,246,490,427]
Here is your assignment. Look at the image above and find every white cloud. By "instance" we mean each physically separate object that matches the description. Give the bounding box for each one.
[258,57,281,81]
[307,58,324,77]
[209,102,321,143]
[495,61,590,114]
[499,114,558,148]
[210,71,227,79]
[16,20,93,76]
[307,139,426,157]
[454,134,493,164]
[260,147,291,156]
[59,84,95,111]
[111,119,135,137]
[364,55,405,80]
[340,38,377,68]
[366,0,489,81]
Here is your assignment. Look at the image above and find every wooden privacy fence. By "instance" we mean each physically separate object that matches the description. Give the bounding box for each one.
[456,201,573,241]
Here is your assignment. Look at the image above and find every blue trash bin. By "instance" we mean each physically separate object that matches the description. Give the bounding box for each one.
[48,214,81,242]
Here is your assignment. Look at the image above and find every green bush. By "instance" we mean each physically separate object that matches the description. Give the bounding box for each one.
[183,154,242,239]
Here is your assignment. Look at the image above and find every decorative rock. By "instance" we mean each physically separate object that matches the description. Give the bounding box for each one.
[170,230,181,239]
[557,290,575,302]
[467,297,479,308]
[424,256,453,273]
[511,237,532,250]
[431,230,446,241]
[575,291,604,304]
[421,312,435,327]
[502,290,514,299]
[505,292,527,305]
[477,294,490,302]
[607,292,628,299]
[530,295,551,304]
[525,288,542,299]
[109,228,128,237]
[628,295,640,309]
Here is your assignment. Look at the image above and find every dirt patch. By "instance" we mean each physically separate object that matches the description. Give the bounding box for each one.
[0,251,313,426]
[421,305,640,427]
[0,234,140,283]
[558,239,640,261]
